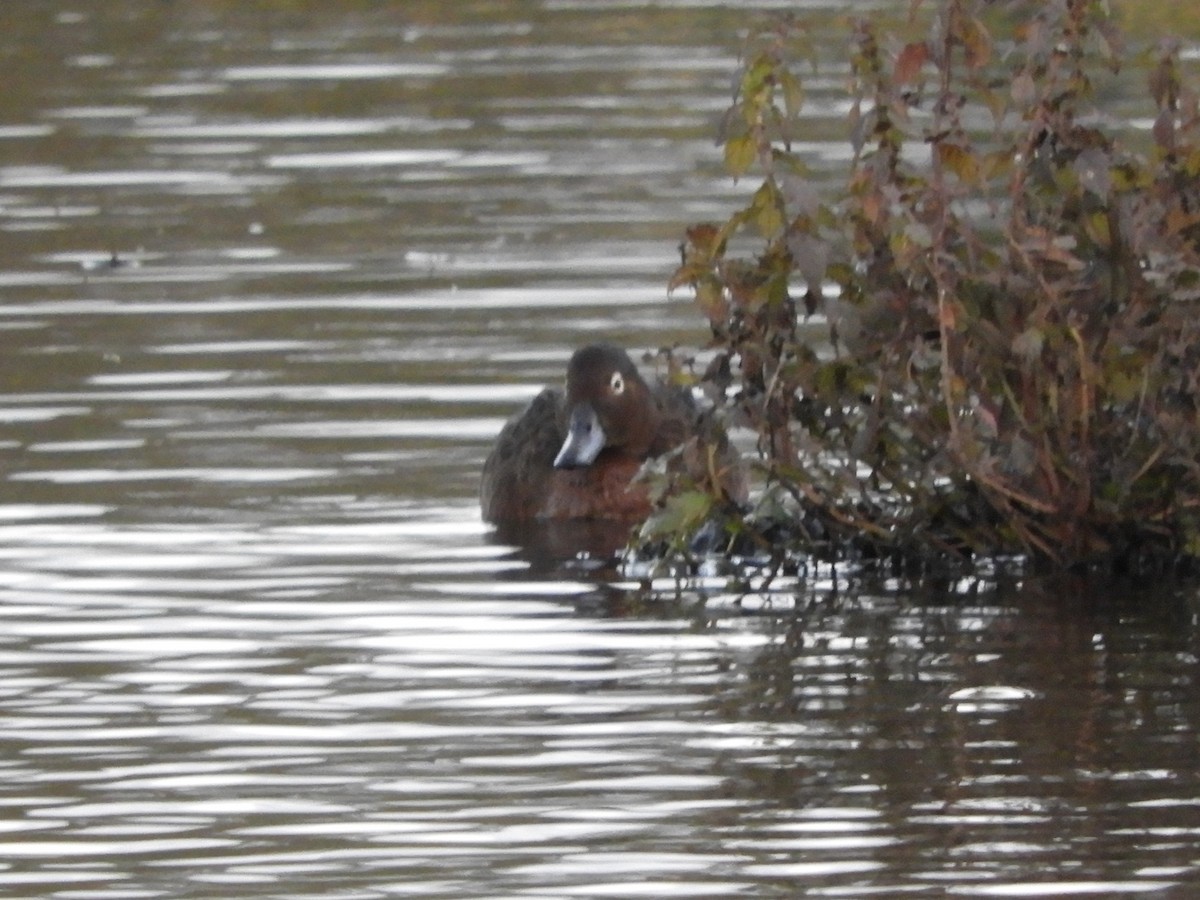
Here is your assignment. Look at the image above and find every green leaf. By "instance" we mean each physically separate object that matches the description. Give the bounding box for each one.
[741,53,775,100]
[724,132,758,178]
[1107,367,1144,405]
[641,490,713,539]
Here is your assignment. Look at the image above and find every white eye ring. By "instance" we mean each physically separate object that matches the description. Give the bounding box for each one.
[610,371,625,395]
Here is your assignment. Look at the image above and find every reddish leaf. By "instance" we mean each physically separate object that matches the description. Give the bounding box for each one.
[894,41,929,85]
[684,224,721,261]
[939,298,958,331]
[1152,109,1176,153]
[1149,50,1175,107]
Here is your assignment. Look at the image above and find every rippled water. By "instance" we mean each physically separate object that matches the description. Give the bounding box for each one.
[2,2,1200,897]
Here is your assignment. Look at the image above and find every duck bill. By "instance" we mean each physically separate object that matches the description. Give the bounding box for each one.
[553,404,606,469]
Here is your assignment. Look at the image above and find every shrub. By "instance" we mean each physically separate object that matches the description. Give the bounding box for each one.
[646,0,1200,572]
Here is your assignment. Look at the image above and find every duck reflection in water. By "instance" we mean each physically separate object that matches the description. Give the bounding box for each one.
[481,343,745,559]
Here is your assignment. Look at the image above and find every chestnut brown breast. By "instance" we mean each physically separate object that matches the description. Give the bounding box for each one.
[480,343,733,523]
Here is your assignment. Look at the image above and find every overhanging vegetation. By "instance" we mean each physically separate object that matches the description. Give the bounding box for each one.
[643,0,1200,573]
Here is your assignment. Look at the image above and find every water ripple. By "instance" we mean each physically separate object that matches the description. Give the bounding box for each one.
[0,2,1197,897]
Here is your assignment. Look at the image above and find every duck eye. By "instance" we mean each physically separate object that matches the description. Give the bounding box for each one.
[609,372,625,395]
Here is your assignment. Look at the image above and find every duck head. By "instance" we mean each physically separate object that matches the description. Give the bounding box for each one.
[553,344,658,469]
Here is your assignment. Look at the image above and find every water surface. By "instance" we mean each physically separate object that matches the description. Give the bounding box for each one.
[1,2,1200,897]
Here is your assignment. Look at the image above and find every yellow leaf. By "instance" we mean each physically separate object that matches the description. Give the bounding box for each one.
[1166,206,1200,236]
[740,53,775,99]
[750,181,784,238]
[981,150,1014,181]
[936,141,978,184]
[1084,211,1111,248]
[958,15,992,70]
[1185,148,1200,178]
[779,69,805,121]
[724,132,758,178]
[694,279,728,326]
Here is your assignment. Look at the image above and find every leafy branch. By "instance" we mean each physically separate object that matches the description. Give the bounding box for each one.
[648,0,1200,573]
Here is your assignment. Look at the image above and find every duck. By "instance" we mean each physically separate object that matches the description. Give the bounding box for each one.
[481,343,743,522]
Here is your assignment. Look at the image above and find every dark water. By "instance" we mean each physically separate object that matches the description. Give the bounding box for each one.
[1,2,1200,897]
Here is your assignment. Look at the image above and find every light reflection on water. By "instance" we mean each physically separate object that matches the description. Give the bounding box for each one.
[0,1,1198,897]
[0,501,1196,896]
